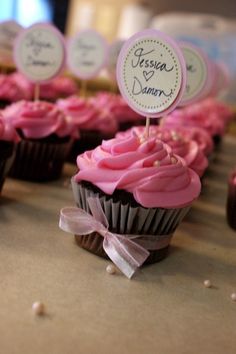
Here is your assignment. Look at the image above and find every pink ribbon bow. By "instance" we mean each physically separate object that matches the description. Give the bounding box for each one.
[59,198,172,279]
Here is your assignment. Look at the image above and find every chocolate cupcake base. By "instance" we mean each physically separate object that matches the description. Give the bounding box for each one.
[0,141,15,193]
[9,136,72,182]
[75,232,169,265]
[72,180,190,265]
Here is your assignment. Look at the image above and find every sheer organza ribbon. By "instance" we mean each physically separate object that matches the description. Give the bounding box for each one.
[59,197,172,279]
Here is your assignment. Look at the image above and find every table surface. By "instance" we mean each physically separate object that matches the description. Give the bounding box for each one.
[0,135,236,354]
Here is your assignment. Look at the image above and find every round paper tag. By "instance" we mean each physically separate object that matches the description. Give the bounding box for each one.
[211,61,230,96]
[116,29,186,118]
[67,30,108,80]
[14,23,65,83]
[0,21,23,63]
[107,40,125,79]
[180,42,211,105]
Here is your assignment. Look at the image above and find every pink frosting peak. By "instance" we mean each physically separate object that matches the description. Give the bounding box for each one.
[74,135,201,208]
[0,114,20,142]
[2,100,72,139]
[91,92,143,123]
[200,98,233,124]
[0,73,32,102]
[57,95,118,135]
[163,103,225,137]
[116,126,208,177]
[39,75,78,100]
[159,119,214,156]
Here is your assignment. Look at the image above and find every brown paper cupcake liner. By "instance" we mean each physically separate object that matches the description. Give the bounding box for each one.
[9,138,72,182]
[72,179,191,265]
[0,141,15,193]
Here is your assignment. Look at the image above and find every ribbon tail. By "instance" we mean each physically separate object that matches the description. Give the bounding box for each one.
[103,233,150,279]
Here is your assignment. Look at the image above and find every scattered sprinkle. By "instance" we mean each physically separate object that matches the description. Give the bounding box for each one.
[32,302,45,316]
[231,293,236,302]
[106,264,116,275]
[203,280,212,288]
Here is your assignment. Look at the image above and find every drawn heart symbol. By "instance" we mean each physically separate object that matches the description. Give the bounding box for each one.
[143,70,154,82]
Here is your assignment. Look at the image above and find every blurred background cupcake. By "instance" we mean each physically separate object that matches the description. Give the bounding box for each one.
[57,95,118,161]
[2,100,73,181]
[0,113,19,193]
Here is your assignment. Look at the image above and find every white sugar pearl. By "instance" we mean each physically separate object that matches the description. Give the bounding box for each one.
[231,293,236,302]
[153,160,160,167]
[32,302,45,315]
[106,264,116,275]
[203,280,212,288]
[139,136,146,144]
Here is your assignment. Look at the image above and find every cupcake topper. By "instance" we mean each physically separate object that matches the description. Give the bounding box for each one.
[14,23,65,100]
[179,42,212,106]
[0,21,23,68]
[67,30,108,96]
[210,61,230,97]
[107,40,125,89]
[116,29,186,137]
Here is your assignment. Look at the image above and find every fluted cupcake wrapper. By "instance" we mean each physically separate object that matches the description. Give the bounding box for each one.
[9,138,72,182]
[71,179,191,264]
[0,142,15,194]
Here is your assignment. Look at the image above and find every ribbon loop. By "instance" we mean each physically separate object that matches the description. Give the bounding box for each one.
[59,198,172,278]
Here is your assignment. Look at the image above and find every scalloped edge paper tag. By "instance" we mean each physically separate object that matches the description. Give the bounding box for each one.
[67,30,108,80]
[14,23,65,83]
[179,42,211,105]
[116,29,186,118]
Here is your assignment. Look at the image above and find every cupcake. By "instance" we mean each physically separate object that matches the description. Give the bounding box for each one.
[116,126,209,177]
[57,95,118,160]
[0,114,19,193]
[90,92,144,131]
[163,102,226,146]
[200,98,233,126]
[2,100,72,181]
[67,135,201,267]
[172,126,213,157]
[0,72,32,108]
[39,75,78,102]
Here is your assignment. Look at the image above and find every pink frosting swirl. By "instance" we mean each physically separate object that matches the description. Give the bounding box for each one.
[39,75,78,100]
[2,100,72,139]
[0,113,20,142]
[116,126,208,177]
[163,104,225,137]
[74,135,201,208]
[200,98,233,124]
[57,95,118,135]
[91,92,143,123]
[0,73,32,102]
[160,119,214,156]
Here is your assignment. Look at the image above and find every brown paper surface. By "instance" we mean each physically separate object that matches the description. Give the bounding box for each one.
[0,136,236,354]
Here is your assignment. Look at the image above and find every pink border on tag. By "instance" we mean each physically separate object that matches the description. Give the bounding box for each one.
[209,61,230,97]
[179,42,212,106]
[0,20,23,31]
[116,29,186,118]
[67,29,108,80]
[14,22,66,83]
[107,39,125,79]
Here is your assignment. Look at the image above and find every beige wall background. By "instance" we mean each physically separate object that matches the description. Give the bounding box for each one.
[66,0,236,39]
[147,0,236,18]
